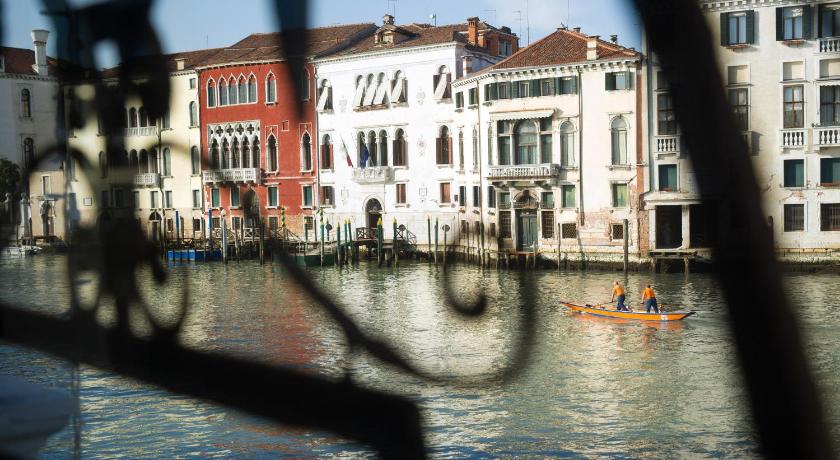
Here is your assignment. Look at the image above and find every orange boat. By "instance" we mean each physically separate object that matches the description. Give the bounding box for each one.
[560,302,695,321]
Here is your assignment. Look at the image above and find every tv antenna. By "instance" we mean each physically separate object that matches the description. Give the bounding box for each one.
[429,13,437,26]
[513,10,522,39]
[484,9,496,25]
[387,0,398,17]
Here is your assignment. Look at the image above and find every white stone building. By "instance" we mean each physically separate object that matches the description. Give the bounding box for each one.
[452,27,646,264]
[313,15,518,245]
[58,49,217,243]
[643,0,840,259]
[0,30,62,241]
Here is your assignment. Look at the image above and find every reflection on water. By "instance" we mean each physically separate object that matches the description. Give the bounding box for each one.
[0,255,838,458]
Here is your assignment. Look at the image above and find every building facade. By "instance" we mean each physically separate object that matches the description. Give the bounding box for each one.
[453,27,646,264]
[314,15,518,246]
[643,0,840,259]
[197,24,376,239]
[59,49,216,243]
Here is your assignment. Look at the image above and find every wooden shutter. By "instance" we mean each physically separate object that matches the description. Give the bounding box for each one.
[606,73,616,91]
[447,137,453,164]
[484,84,490,100]
[570,76,578,94]
[720,13,729,46]
[511,80,519,98]
[435,137,442,164]
[818,5,825,38]
[776,8,785,41]
[490,82,498,99]
[803,6,813,39]
[531,79,540,97]
[746,10,756,43]
[392,139,399,165]
[626,72,635,90]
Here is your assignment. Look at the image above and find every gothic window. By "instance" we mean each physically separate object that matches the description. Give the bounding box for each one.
[266,74,276,103]
[207,79,216,107]
[433,65,451,100]
[560,121,575,167]
[611,117,629,165]
[219,79,228,105]
[267,136,277,171]
[393,129,407,167]
[238,76,247,104]
[248,75,257,103]
[21,89,31,118]
[436,126,451,165]
[301,132,312,171]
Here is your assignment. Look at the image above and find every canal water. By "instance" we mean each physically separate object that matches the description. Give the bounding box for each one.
[0,255,838,458]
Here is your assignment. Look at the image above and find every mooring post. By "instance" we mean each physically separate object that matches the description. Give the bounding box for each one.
[442,223,449,265]
[259,221,265,265]
[377,217,383,267]
[221,214,228,265]
[434,218,439,265]
[623,218,629,273]
[427,217,432,263]
[392,218,398,268]
[336,220,341,267]
[319,209,325,267]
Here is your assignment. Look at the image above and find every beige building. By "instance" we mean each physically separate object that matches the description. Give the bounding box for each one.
[56,50,216,244]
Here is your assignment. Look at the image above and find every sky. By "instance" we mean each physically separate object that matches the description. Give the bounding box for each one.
[2,0,640,68]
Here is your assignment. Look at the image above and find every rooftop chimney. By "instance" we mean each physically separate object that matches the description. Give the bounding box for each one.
[573,27,581,33]
[174,58,186,70]
[462,55,474,75]
[467,17,480,46]
[586,36,599,60]
[610,34,618,44]
[31,29,49,76]
[383,14,395,25]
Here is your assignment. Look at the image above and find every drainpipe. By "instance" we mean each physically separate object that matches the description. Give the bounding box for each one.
[577,67,585,226]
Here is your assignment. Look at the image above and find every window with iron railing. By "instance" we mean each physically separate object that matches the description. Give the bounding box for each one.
[541,211,554,238]
[499,211,511,238]
[784,204,805,231]
[561,222,578,239]
[820,203,840,230]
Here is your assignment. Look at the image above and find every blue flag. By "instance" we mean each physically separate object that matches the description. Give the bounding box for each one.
[361,144,369,169]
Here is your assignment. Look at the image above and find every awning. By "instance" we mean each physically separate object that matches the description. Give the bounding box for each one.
[489,109,554,122]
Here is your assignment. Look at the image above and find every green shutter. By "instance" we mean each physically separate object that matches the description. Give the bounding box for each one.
[776,8,785,41]
[818,5,825,38]
[490,82,498,99]
[746,10,756,43]
[803,6,813,39]
[571,76,578,94]
[484,84,490,101]
[530,79,540,97]
[626,71,635,90]
[606,73,616,91]
[511,81,519,98]
[720,12,729,46]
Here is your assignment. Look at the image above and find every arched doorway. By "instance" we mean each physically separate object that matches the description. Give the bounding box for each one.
[513,190,538,251]
[149,211,162,241]
[365,198,382,229]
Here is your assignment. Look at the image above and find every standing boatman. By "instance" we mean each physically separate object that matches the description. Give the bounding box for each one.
[642,284,659,313]
[611,281,628,311]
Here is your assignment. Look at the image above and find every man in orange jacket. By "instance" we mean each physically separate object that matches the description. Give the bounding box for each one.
[642,284,659,313]
[611,281,629,311]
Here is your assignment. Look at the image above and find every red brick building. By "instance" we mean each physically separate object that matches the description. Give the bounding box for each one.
[197,24,375,237]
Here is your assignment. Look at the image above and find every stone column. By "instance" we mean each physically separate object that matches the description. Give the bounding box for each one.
[681,204,691,249]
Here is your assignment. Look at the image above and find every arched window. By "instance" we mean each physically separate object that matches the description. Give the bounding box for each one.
[129,108,138,128]
[241,138,250,168]
[353,75,366,107]
[560,121,575,166]
[611,117,628,165]
[458,130,465,169]
[515,121,538,165]
[317,79,332,111]
[99,151,107,178]
[149,148,159,173]
[139,149,149,173]
[267,136,277,171]
[219,79,228,105]
[23,138,34,168]
[222,139,230,168]
[378,130,388,166]
[228,77,237,105]
[251,137,260,169]
[373,73,387,105]
[300,68,310,101]
[248,75,257,103]
[139,107,148,127]
[21,89,31,118]
[391,70,407,103]
[130,150,139,173]
[210,140,220,169]
[191,146,200,174]
[207,79,216,107]
[189,101,198,127]
[231,137,240,168]
[238,76,247,104]
[434,65,451,100]
[367,131,377,167]
[121,108,128,128]
[393,129,407,166]
[357,131,366,166]
[266,74,276,103]
[436,126,451,165]
[163,147,171,176]
[301,132,312,171]
[320,134,333,169]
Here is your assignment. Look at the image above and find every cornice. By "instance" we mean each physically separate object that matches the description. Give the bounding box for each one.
[314,42,485,65]
[700,0,827,12]
[0,73,58,82]
[452,57,641,87]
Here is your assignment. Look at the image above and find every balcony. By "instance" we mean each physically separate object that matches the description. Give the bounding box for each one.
[202,168,261,184]
[815,126,840,147]
[352,166,393,184]
[487,164,560,181]
[654,135,680,154]
[779,128,808,149]
[125,126,159,137]
[134,173,160,187]
[819,37,840,53]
